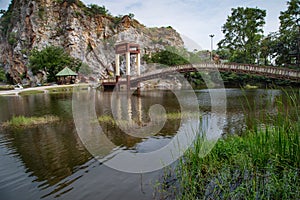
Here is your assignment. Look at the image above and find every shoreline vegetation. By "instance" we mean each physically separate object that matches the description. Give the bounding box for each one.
[0,84,90,96]
[98,112,200,124]
[158,90,300,199]
[2,115,60,128]
[0,85,15,90]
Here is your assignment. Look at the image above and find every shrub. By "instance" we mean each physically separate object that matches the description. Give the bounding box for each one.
[0,67,6,82]
[8,32,17,46]
[84,4,109,17]
[29,46,81,82]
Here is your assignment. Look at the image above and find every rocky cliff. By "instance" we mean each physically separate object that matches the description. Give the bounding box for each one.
[0,0,184,84]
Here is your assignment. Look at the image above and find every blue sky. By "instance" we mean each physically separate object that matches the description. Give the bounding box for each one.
[0,0,288,50]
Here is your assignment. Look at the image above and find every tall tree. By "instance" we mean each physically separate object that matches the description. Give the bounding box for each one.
[260,32,279,66]
[218,7,266,64]
[29,46,81,82]
[277,0,300,67]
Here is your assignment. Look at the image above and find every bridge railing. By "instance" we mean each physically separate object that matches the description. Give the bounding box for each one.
[120,63,300,83]
[217,64,300,78]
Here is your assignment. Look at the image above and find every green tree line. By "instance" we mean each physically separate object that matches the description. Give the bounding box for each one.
[218,0,300,68]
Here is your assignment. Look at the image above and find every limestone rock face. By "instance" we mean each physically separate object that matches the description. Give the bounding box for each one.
[0,0,184,84]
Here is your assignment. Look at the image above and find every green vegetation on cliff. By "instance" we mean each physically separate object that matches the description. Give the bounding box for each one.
[0,67,6,82]
[143,46,206,67]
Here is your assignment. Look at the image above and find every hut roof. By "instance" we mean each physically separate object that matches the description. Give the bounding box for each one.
[56,67,78,76]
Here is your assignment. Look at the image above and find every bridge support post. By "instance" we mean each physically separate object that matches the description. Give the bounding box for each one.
[127,75,131,91]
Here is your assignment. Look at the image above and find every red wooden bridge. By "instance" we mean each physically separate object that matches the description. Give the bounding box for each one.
[101,63,300,89]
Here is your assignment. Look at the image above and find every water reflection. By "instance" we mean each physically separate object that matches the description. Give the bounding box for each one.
[0,88,290,199]
[0,93,74,122]
[0,123,92,198]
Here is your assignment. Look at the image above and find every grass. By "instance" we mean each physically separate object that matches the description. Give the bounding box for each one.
[46,85,90,94]
[98,115,116,125]
[97,111,199,125]
[19,90,44,95]
[3,115,60,128]
[0,85,15,90]
[163,89,300,199]
[46,86,74,94]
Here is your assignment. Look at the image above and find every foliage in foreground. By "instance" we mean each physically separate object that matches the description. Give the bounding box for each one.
[172,90,300,199]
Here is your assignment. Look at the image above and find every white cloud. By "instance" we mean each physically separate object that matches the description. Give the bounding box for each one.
[0,0,288,50]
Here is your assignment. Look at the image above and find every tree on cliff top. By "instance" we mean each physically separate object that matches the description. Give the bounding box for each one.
[218,7,266,64]
[143,46,190,67]
[29,46,81,82]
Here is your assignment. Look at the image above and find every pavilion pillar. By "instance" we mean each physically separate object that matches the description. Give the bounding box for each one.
[115,54,120,91]
[126,52,131,91]
[136,53,141,76]
[115,54,120,80]
[136,52,141,96]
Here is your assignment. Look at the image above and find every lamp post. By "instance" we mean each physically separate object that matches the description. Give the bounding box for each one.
[209,34,215,62]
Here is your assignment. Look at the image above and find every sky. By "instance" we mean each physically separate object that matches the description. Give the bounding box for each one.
[0,0,289,50]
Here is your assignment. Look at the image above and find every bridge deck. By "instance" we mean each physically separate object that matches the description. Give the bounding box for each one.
[101,63,300,89]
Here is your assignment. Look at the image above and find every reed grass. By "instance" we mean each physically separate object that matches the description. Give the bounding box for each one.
[172,89,300,199]
[3,115,60,128]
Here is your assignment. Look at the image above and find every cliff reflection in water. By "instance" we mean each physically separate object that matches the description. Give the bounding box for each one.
[2,123,91,188]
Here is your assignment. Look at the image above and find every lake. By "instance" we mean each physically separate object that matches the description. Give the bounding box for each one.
[0,88,286,200]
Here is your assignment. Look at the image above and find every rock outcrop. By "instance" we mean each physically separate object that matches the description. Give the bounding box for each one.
[0,0,184,84]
